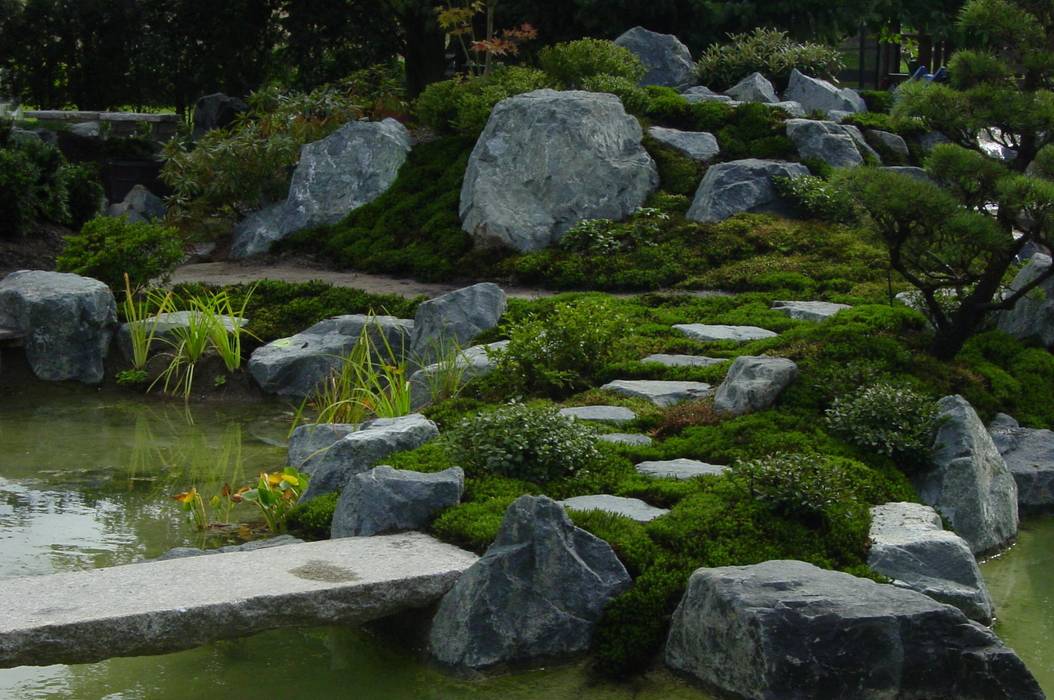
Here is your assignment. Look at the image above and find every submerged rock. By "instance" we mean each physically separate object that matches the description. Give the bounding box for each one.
[614,26,694,88]
[686,159,809,223]
[331,466,464,538]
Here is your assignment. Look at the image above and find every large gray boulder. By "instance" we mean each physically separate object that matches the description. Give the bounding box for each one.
[868,502,994,623]
[614,27,694,88]
[299,414,439,500]
[713,355,798,416]
[409,283,506,366]
[428,495,631,671]
[916,395,1019,555]
[724,72,779,104]
[409,341,508,409]
[117,310,246,363]
[868,129,910,159]
[0,270,116,384]
[106,185,163,223]
[665,560,1043,700]
[784,69,866,115]
[646,126,719,162]
[989,413,1054,511]
[997,253,1054,347]
[686,159,809,223]
[785,119,867,167]
[231,118,412,258]
[331,465,464,538]
[192,93,248,139]
[460,90,658,252]
[248,315,414,398]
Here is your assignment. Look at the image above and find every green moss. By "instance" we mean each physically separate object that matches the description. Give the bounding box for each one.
[287,492,338,539]
[642,136,705,196]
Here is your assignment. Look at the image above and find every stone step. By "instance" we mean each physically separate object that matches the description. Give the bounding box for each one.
[559,495,669,523]
[673,324,778,342]
[559,405,637,425]
[600,379,713,407]
[0,533,477,669]
[771,300,850,321]
[641,354,726,368]
[636,458,729,480]
[598,433,653,447]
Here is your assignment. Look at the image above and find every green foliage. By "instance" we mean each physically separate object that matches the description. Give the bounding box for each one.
[732,452,873,518]
[774,175,858,223]
[287,492,338,540]
[642,137,705,196]
[240,467,311,533]
[414,66,554,136]
[448,403,600,482]
[696,28,843,91]
[825,382,939,471]
[60,163,104,230]
[860,90,894,114]
[0,137,102,237]
[580,74,650,114]
[57,216,184,289]
[559,208,672,254]
[716,102,796,160]
[538,38,645,88]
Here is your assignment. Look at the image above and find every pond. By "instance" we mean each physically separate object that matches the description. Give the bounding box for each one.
[0,385,704,699]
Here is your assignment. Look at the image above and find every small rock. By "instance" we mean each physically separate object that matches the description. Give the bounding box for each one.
[989,413,1054,512]
[599,433,653,447]
[409,341,508,409]
[712,356,798,416]
[192,93,249,139]
[106,185,165,224]
[867,129,910,159]
[614,26,695,88]
[647,126,720,162]
[686,159,810,223]
[560,495,669,522]
[771,300,850,321]
[331,466,464,538]
[783,69,866,115]
[559,406,637,424]
[673,324,778,342]
[642,353,725,368]
[409,284,507,366]
[635,459,728,480]
[724,72,778,104]
[785,119,866,168]
[600,379,713,407]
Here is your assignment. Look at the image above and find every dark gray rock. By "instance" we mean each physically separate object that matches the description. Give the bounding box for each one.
[724,72,778,104]
[770,100,806,117]
[917,395,1019,554]
[686,159,809,223]
[559,405,636,424]
[106,184,164,224]
[989,413,1054,511]
[919,130,952,152]
[600,379,713,407]
[248,314,413,398]
[665,560,1043,700]
[117,310,246,363]
[997,253,1054,347]
[559,494,669,522]
[192,93,248,139]
[300,414,440,500]
[428,495,631,671]
[673,323,778,342]
[331,466,464,537]
[460,90,658,252]
[410,283,506,366]
[614,27,694,88]
[785,119,866,167]
[868,129,910,159]
[409,341,508,409]
[0,270,116,384]
[713,355,798,416]
[868,502,994,623]
[771,300,850,321]
[783,69,866,115]
[154,535,302,561]
[841,123,882,162]
[646,126,719,162]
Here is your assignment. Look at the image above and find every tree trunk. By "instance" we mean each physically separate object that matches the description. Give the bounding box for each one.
[402,9,448,98]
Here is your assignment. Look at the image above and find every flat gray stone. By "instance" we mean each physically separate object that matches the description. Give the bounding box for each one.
[783,69,866,115]
[559,405,637,424]
[681,86,736,105]
[647,126,720,162]
[642,353,725,368]
[673,324,778,342]
[635,459,728,480]
[600,379,713,407]
[686,159,810,223]
[332,466,464,538]
[713,356,799,416]
[154,535,303,561]
[868,502,994,623]
[771,300,850,322]
[599,433,653,447]
[0,534,477,669]
[559,495,669,522]
[724,72,778,104]
[614,26,695,88]
[989,413,1054,511]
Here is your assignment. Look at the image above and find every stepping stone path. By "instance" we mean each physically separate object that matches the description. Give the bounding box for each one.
[636,459,729,480]
[559,406,637,425]
[600,379,713,407]
[771,300,850,322]
[642,354,725,368]
[599,433,654,447]
[560,495,669,523]
[673,324,778,342]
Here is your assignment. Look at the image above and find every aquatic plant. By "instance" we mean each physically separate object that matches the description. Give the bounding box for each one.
[239,468,310,533]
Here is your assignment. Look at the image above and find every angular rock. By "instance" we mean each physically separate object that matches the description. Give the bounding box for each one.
[288,423,361,468]
[192,93,248,139]
[867,129,910,159]
[409,341,508,409]
[724,72,779,104]
[559,405,637,424]
[248,314,413,398]
[713,355,798,416]
[646,126,719,162]
[686,159,809,223]
[331,466,464,538]
[0,270,116,384]
[919,130,952,152]
[559,495,669,523]
[673,324,778,342]
[635,459,728,480]
[769,100,806,118]
[409,283,506,366]
[783,69,867,115]
[642,353,725,368]
[771,300,850,321]
[231,118,412,258]
[840,124,882,163]
[299,414,440,500]
[785,119,865,168]
[665,560,1043,700]
[989,413,1054,511]
[600,379,713,407]
[614,27,694,88]
[868,502,994,623]
[681,86,736,105]
[428,495,631,670]
[599,433,653,447]
[917,395,1019,555]
[106,184,165,223]
[117,310,246,363]
[997,253,1054,347]
[460,90,658,252]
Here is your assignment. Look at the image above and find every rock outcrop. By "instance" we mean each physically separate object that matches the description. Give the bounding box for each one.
[724,72,779,104]
[989,413,1054,511]
[997,253,1054,347]
[785,119,869,167]
[783,69,867,114]
[409,283,506,366]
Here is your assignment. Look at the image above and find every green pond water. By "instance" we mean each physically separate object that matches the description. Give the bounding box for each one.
[0,385,704,700]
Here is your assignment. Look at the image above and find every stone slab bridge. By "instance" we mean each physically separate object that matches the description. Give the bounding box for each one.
[0,533,477,669]
[23,110,180,140]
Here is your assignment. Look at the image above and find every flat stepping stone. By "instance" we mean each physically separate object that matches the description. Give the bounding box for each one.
[636,459,729,480]
[559,405,637,425]
[771,300,850,322]
[559,495,669,523]
[599,433,653,447]
[673,324,778,342]
[642,354,725,368]
[600,379,713,407]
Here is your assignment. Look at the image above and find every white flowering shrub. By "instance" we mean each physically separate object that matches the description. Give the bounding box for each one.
[825,382,938,470]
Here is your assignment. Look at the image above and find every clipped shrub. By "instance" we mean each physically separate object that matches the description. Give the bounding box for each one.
[60,162,105,230]
[449,402,600,482]
[287,492,338,539]
[696,28,844,91]
[860,89,895,114]
[825,382,939,471]
[539,38,645,88]
[559,208,671,254]
[414,66,553,136]
[717,102,796,160]
[57,216,184,289]
[581,74,650,115]
[732,452,859,518]
[774,175,858,223]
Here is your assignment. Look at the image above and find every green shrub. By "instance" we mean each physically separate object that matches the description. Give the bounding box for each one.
[0,137,102,237]
[57,216,184,289]
[696,28,843,91]
[642,137,705,195]
[860,90,895,114]
[539,38,645,88]
[559,208,672,254]
[732,452,863,518]
[449,403,600,482]
[0,146,40,237]
[774,175,858,223]
[61,162,104,230]
[717,102,796,160]
[825,382,939,471]
[414,66,554,136]
[580,74,650,115]
[287,492,338,539]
